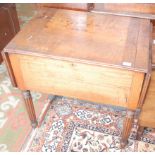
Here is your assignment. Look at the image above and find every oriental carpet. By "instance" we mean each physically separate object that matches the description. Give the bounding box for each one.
[26,97,155,152]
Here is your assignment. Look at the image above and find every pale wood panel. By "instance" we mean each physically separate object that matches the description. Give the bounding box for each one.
[94,4,155,14]
[5,8,150,72]
[135,19,151,71]
[127,72,144,110]
[9,54,137,108]
[121,18,140,68]
[152,45,155,67]
[2,52,17,87]
[36,3,91,11]
[152,26,155,66]
[139,70,155,128]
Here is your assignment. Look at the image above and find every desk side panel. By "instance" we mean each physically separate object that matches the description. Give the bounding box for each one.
[2,52,17,87]
[9,53,140,108]
[139,70,155,128]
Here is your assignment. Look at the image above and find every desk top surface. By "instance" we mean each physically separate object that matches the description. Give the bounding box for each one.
[5,8,151,72]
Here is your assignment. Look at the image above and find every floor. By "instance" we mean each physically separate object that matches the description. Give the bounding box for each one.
[0,4,48,151]
[25,97,155,152]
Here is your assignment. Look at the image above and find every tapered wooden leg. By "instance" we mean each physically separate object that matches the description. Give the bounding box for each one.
[136,126,144,140]
[120,109,135,148]
[22,90,38,128]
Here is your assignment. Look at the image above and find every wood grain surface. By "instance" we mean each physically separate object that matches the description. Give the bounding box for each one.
[92,4,155,19]
[9,53,138,108]
[136,25,155,135]
[152,26,155,67]
[139,70,155,128]
[4,8,151,72]
[0,4,20,63]
[36,3,94,11]
[94,4,155,14]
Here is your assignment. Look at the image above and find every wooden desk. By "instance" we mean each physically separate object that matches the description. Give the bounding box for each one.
[2,8,151,148]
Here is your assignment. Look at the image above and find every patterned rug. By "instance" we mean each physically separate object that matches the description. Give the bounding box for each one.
[0,4,49,151]
[0,63,51,151]
[27,97,155,152]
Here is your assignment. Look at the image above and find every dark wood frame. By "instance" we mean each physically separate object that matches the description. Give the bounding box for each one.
[0,4,20,63]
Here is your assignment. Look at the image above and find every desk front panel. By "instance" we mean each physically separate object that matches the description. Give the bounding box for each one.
[8,53,144,109]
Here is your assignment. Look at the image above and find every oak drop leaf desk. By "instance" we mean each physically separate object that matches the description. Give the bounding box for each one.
[2,8,151,147]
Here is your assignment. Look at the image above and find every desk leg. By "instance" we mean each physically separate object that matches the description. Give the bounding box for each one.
[136,126,144,140]
[120,109,134,148]
[22,90,38,128]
